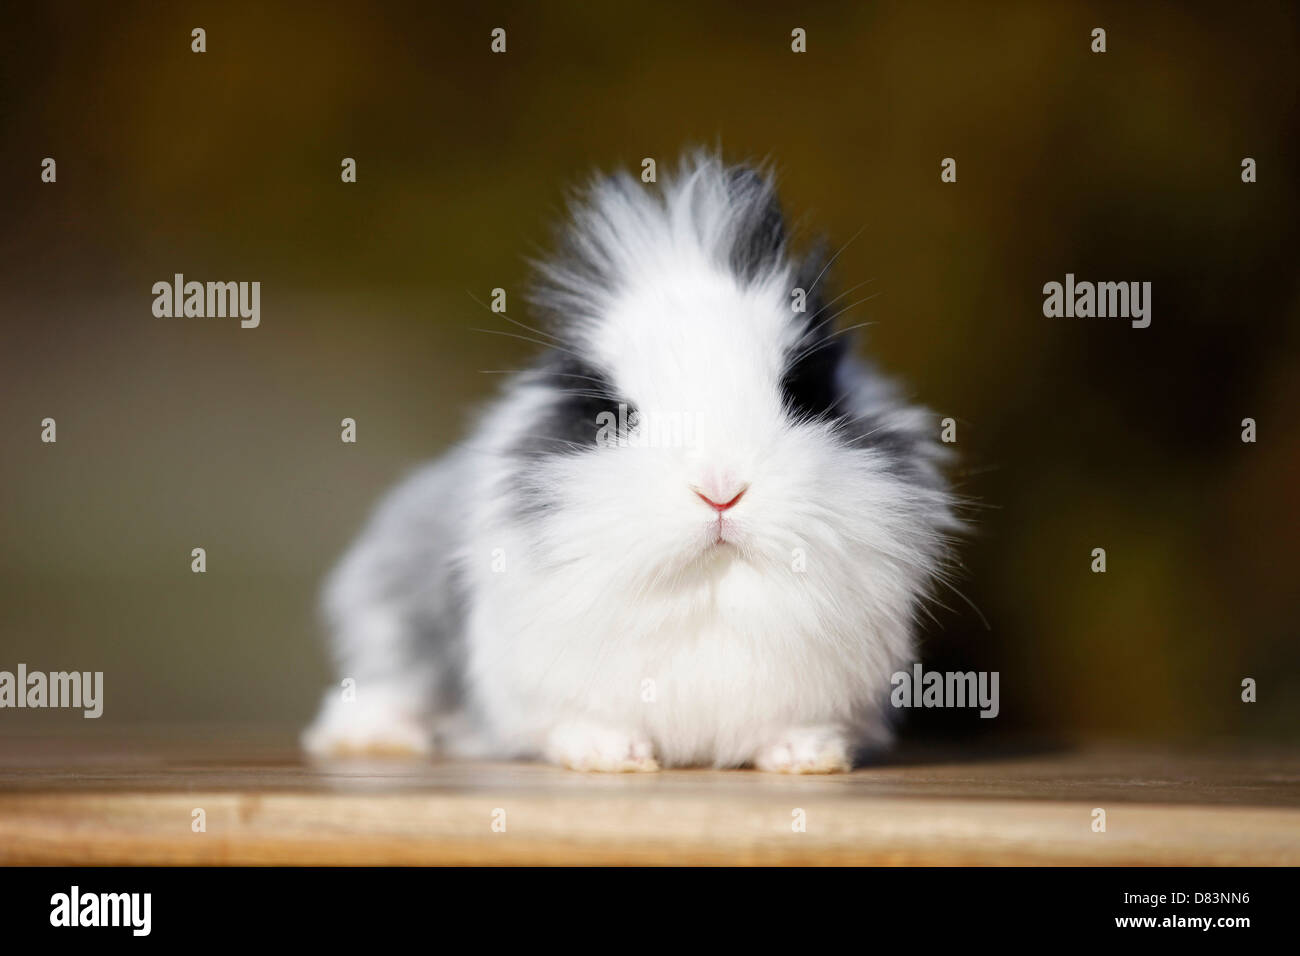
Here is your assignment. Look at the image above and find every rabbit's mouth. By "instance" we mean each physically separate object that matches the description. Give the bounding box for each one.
[708,515,741,548]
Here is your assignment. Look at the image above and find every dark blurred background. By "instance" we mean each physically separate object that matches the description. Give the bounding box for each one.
[1,1,1296,743]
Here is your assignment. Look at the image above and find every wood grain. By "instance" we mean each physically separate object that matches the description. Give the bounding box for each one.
[1,730,1297,865]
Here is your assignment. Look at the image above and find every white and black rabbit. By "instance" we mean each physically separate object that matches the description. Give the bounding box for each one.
[303,151,959,772]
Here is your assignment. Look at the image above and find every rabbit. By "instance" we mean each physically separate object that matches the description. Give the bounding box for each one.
[302,150,960,772]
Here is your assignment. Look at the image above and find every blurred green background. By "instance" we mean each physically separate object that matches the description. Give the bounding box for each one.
[1,1,1296,742]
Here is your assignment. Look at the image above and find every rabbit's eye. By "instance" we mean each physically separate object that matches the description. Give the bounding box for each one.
[512,352,635,460]
[780,333,847,423]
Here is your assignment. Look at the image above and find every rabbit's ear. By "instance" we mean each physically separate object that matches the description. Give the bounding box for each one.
[790,237,830,322]
[724,164,787,283]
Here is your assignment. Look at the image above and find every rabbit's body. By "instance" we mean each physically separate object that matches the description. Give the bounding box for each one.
[304,153,958,772]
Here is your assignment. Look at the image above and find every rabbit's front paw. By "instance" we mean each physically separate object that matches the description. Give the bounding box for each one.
[545,721,660,772]
[753,726,852,774]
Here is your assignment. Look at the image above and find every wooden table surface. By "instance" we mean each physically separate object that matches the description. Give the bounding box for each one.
[2,729,1297,865]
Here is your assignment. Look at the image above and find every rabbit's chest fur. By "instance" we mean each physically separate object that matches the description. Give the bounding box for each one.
[463,536,908,767]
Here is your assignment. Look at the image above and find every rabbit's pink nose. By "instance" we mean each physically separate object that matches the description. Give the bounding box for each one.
[694,487,747,513]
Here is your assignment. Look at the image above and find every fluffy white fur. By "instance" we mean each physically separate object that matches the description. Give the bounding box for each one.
[303,152,958,772]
